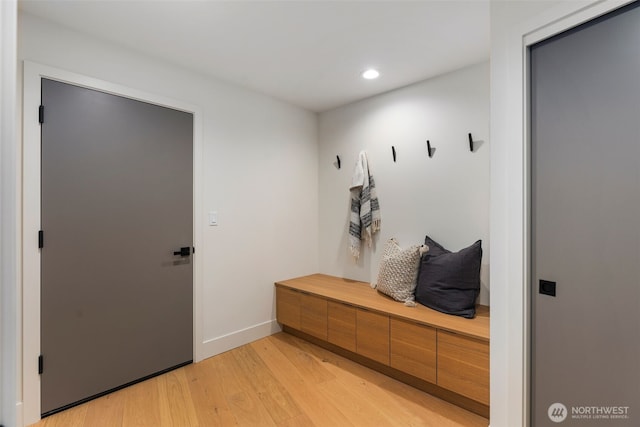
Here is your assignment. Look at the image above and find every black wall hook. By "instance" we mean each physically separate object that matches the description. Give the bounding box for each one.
[426,140,434,158]
[468,133,474,152]
[392,146,396,162]
[336,155,341,169]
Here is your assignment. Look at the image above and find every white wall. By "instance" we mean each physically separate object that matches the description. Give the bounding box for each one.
[318,62,490,305]
[18,11,319,425]
[1,2,18,426]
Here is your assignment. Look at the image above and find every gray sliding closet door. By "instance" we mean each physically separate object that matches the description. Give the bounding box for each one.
[40,79,193,415]
[531,4,640,426]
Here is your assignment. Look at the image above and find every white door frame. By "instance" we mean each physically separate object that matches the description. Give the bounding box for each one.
[22,61,204,426]
[491,0,634,426]
[1,1,18,427]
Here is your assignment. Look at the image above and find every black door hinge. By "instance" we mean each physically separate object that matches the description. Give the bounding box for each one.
[38,355,44,374]
[39,105,44,124]
[38,230,44,249]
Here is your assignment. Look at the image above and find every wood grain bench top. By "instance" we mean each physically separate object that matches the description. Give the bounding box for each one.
[275,273,489,342]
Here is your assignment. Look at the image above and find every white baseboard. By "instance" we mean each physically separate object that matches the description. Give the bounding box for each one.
[197,319,281,362]
[16,401,24,427]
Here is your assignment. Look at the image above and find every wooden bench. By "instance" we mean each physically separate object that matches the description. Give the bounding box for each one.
[275,274,489,418]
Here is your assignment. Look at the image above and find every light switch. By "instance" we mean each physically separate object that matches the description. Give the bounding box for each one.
[208,211,218,226]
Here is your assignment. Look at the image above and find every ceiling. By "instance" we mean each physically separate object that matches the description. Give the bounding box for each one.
[18,0,490,113]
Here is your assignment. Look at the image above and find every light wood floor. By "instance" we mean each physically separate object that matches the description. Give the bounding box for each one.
[30,332,489,427]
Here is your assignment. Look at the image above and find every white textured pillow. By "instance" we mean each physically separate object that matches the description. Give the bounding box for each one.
[373,238,426,303]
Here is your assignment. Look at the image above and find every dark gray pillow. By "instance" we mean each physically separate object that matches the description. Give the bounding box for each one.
[415,236,482,319]
[423,235,449,257]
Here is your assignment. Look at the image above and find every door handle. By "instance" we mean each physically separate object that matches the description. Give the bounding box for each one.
[539,280,556,297]
[173,247,191,257]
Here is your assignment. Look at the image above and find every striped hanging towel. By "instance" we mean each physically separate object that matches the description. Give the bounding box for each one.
[349,151,381,259]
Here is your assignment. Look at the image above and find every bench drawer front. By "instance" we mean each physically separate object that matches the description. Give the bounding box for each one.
[300,293,328,340]
[328,301,356,352]
[276,287,301,329]
[390,318,437,383]
[437,330,489,405]
[356,309,389,365]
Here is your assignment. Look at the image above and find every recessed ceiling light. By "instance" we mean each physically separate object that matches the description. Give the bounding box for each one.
[362,69,380,80]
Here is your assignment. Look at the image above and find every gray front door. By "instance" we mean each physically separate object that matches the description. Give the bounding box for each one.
[40,79,193,415]
[531,4,640,426]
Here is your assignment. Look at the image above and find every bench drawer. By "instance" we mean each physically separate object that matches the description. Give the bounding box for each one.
[390,318,437,383]
[276,287,300,329]
[328,301,356,352]
[356,309,389,365]
[300,293,327,340]
[437,330,489,405]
